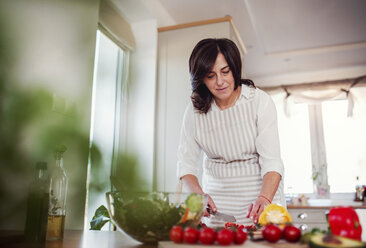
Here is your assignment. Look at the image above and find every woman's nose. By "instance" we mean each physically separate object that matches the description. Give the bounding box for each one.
[216,75,224,86]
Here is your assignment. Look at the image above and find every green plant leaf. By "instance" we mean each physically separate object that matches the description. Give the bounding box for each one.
[312,172,319,181]
[94,205,109,218]
[90,205,112,230]
[90,218,110,230]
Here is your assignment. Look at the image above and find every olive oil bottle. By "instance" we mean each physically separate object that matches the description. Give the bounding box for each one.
[47,145,68,240]
[24,162,49,243]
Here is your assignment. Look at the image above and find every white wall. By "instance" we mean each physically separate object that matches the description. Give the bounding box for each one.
[155,22,240,192]
[0,0,99,230]
[125,18,158,190]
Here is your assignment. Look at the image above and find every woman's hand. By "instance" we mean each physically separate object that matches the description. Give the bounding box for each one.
[246,196,271,224]
[204,194,217,217]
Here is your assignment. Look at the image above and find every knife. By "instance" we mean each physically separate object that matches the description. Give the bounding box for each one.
[207,207,236,222]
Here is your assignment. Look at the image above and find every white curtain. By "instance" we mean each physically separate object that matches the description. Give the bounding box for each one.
[261,75,366,118]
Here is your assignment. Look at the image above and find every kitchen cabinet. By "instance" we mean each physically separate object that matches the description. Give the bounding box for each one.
[288,205,366,232]
[288,208,328,231]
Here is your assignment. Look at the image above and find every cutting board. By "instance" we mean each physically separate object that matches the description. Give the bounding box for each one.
[158,241,271,248]
[159,240,308,248]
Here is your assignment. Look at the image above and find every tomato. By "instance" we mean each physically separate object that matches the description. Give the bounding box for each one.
[234,228,247,244]
[183,227,198,244]
[216,228,234,245]
[262,224,282,243]
[225,222,239,229]
[169,225,183,243]
[199,227,216,245]
[283,225,301,243]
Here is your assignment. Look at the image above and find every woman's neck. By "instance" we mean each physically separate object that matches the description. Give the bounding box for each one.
[215,85,241,110]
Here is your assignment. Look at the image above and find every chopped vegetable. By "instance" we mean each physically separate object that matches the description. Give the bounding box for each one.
[181,207,190,223]
[309,233,366,248]
[300,228,327,244]
[185,194,203,213]
[258,204,292,226]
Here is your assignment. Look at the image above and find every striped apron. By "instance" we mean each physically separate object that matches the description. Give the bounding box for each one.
[194,88,285,228]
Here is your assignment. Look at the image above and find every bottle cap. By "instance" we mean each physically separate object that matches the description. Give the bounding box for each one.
[54,144,67,159]
[36,162,47,170]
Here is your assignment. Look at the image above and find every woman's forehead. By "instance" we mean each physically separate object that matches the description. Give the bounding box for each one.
[211,53,229,71]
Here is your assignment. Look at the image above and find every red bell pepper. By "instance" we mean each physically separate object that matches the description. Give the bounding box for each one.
[328,206,362,241]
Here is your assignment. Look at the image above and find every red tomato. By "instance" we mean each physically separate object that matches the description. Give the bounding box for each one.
[169,225,183,243]
[216,229,234,245]
[283,225,301,243]
[234,228,247,244]
[262,224,282,243]
[183,227,198,244]
[199,227,216,245]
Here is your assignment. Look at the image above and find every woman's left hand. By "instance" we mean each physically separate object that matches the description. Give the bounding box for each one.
[246,196,271,224]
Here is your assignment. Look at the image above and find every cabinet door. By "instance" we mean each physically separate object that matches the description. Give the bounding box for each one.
[155,22,237,192]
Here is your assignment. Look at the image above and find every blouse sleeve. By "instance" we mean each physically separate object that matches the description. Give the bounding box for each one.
[176,103,203,179]
[255,90,284,179]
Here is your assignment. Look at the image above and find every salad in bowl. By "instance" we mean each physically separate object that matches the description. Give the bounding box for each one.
[106,191,208,244]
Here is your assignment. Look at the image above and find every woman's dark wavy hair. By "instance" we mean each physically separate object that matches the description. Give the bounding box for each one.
[189,38,255,114]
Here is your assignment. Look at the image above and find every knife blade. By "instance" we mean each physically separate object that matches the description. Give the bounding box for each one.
[207,207,236,222]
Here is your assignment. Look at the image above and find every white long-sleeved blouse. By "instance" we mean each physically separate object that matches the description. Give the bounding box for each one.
[176,84,284,180]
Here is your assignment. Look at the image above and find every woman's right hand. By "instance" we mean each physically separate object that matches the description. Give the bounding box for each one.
[204,194,217,217]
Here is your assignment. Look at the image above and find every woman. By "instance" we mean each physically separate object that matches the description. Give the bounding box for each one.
[177,38,285,228]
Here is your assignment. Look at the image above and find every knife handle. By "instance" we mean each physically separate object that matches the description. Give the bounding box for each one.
[206,207,214,215]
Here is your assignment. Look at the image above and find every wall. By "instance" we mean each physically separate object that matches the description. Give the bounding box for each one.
[125,18,158,191]
[155,22,240,192]
[0,0,99,230]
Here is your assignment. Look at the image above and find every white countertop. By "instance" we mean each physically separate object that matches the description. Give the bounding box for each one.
[286,193,366,208]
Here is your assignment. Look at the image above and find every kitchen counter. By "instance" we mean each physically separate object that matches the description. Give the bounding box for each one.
[288,204,366,209]
[1,230,308,248]
[286,193,366,209]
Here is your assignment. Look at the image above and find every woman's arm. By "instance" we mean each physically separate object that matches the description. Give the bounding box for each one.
[181,174,205,194]
[247,171,281,223]
[248,90,284,223]
[181,174,217,216]
[177,105,217,215]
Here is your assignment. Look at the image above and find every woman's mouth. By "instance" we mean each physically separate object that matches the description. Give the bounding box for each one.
[216,87,228,92]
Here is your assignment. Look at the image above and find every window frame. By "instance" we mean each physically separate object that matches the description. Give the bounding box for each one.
[279,95,362,195]
[86,29,130,230]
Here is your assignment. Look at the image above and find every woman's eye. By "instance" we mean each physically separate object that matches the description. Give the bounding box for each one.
[207,74,215,79]
[222,70,230,74]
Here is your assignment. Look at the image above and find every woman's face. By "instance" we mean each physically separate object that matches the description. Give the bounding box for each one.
[203,53,236,104]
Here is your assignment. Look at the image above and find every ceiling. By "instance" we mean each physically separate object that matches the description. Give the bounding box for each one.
[113,0,366,87]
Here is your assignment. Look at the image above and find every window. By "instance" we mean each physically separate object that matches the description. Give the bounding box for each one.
[274,95,366,195]
[87,30,128,229]
[322,100,366,193]
[274,95,313,194]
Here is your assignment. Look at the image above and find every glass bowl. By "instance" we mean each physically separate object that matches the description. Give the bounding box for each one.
[106,191,208,244]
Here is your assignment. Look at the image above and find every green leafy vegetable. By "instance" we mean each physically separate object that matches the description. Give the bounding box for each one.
[185,193,203,213]
[107,192,204,244]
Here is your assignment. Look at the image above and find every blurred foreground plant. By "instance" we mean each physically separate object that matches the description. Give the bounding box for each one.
[89,152,150,230]
[0,83,102,227]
